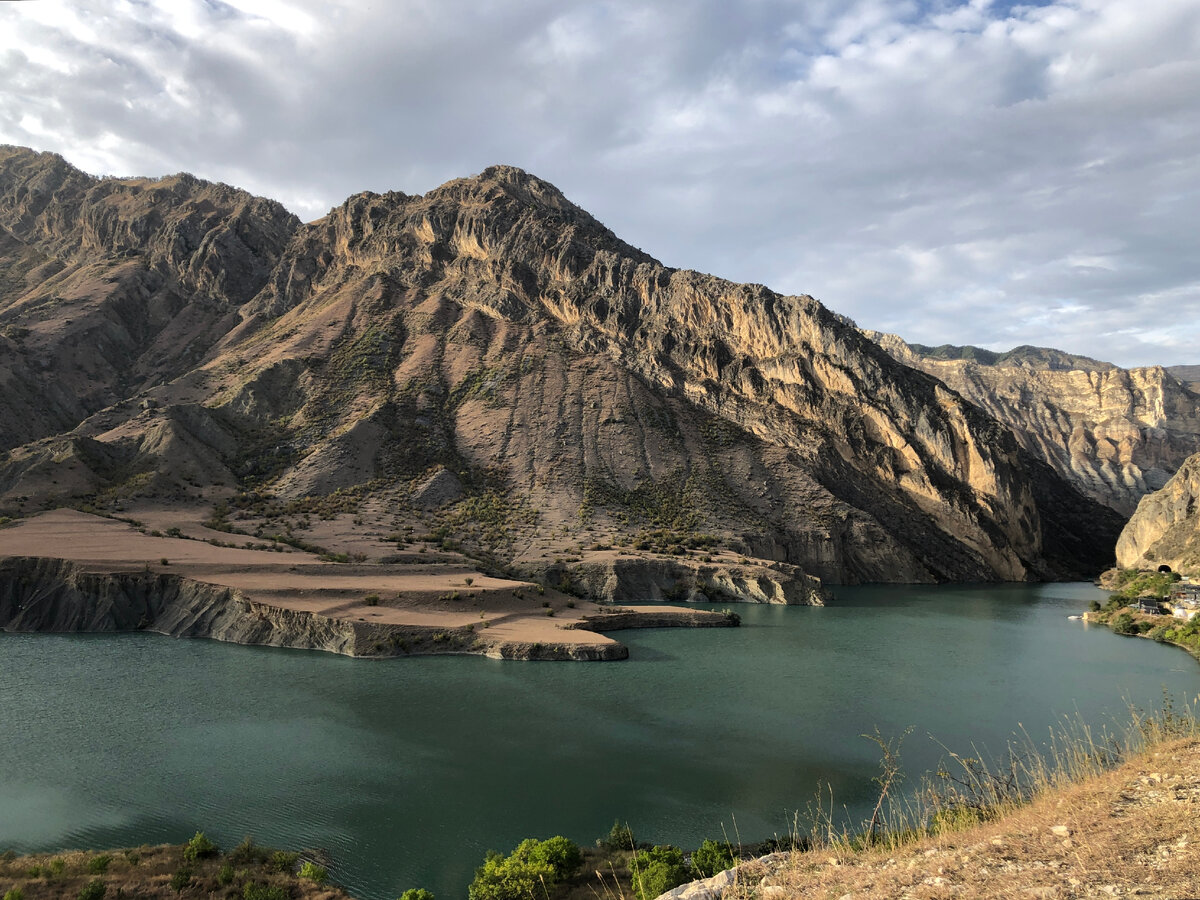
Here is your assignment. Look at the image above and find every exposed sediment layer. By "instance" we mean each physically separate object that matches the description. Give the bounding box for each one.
[565,557,827,606]
[0,556,733,661]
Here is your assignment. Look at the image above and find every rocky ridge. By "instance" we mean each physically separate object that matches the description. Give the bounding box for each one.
[870,333,1200,516]
[0,147,1126,593]
[1115,451,1200,572]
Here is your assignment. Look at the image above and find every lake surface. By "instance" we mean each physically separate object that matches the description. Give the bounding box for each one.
[2,583,1199,899]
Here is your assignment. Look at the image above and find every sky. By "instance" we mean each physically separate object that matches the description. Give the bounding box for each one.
[1,0,1198,367]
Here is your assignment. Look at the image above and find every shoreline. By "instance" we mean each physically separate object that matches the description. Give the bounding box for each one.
[1082,609,1200,666]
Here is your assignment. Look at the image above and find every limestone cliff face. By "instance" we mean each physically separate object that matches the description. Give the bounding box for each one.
[1115,453,1200,572]
[870,334,1200,516]
[0,152,1125,585]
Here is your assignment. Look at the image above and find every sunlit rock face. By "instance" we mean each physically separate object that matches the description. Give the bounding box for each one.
[0,148,1124,584]
[869,334,1200,518]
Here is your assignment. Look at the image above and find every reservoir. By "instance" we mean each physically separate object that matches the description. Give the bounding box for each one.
[2,582,1198,899]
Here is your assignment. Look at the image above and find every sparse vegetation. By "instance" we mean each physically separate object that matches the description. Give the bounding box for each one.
[0,838,347,900]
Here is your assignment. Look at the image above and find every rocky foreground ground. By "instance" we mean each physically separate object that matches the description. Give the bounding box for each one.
[672,738,1200,900]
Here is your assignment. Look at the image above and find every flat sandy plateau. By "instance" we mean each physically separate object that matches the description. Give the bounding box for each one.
[0,508,729,659]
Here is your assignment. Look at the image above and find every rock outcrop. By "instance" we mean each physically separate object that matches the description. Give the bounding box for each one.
[870,334,1200,516]
[0,556,366,654]
[0,148,1127,587]
[565,557,827,605]
[1114,451,1200,572]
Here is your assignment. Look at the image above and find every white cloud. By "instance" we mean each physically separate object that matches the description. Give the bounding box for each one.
[0,0,1197,366]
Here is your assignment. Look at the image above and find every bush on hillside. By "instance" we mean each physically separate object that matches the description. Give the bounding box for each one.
[630,845,690,900]
[468,836,583,900]
[691,839,736,878]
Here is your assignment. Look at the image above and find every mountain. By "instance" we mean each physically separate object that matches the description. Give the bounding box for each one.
[1115,451,1200,572]
[868,334,1200,517]
[0,146,1124,586]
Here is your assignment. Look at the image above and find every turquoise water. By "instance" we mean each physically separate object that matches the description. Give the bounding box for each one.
[2,582,1199,899]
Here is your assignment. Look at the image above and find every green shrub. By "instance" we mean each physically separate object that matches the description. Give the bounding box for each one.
[630,845,690,900]
[468,836,583,900]
[183,831,218,863]
[1088,599,1101,612]
[364,594,380,606]
[597,820,635,851]
[691,839,736,878]
[87,854,112,874]
[78,880,106,900]
[243,884,289,900]
[298,860,327,883]
[271,850,299,873]
[123,849,141,866]
[169,866,192,892]
[527,835,582,879]
[48,858,66,877]
[228,836,270,865]
[218,863,236,885]
[5,888,26,900]
[1110,612,1137,635]
[399,889,435,900]
[25,865,41,878]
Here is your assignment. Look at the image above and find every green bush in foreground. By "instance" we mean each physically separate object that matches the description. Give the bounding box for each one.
[183,830,218,863]
[399,889,435,900]
[77,881,106,900]
[87,853,112,874]
[468,836,583,900]
[299,860,328,883]
[691,838,736,878]
[631,845,690,900]
[4,888,25,900]
[169,866,192,892]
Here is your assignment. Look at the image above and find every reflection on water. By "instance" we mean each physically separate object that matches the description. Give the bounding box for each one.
[1,583,1197,900]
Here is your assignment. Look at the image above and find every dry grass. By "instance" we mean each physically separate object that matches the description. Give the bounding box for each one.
[714,698,1200,899]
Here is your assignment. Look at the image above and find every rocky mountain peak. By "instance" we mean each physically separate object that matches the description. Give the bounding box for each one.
[0,147,1137,585]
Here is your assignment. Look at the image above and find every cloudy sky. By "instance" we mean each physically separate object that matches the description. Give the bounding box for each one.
[1,0,1198,366]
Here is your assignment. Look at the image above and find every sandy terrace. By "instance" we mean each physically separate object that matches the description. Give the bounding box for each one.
[0,509,721,655]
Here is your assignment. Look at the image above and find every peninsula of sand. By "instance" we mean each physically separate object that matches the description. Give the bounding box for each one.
[0,509,753,661]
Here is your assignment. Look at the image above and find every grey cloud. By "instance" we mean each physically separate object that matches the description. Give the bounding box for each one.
[0,0,1197,366]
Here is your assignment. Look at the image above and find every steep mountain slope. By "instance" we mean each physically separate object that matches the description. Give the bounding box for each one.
[1115,451,1200,572]
[870,334,1200,516]
[0,146,299,449]
[0,148,1124,585]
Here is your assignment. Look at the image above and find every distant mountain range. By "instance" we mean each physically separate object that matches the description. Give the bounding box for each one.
[6,145,1192,585]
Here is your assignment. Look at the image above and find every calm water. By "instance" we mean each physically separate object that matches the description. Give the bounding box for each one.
[2,583,1199,899]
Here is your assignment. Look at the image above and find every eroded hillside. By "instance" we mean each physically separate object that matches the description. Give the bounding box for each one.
[0,148,1126,587]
